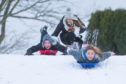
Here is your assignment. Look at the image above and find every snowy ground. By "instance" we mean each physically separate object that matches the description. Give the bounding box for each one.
[1,0,126,84]
[0,54,126,84]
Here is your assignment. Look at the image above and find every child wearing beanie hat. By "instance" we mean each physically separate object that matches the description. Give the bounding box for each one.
[52,8,86,46]
[25,26,67,55]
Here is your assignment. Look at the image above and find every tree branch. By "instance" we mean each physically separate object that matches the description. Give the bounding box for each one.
[0,0,7,12]
[10,15,55,25]
[9,0,20,16]
[0,0,13,24]
[0,20,6,44]
[12,0,51,16]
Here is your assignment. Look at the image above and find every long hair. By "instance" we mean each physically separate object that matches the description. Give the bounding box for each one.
[85,45,104,58]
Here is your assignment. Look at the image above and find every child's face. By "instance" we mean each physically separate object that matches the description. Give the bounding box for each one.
[66,19,73,26]
[44,40,51,49]
[85,49,95,60]
[66,19,73,23]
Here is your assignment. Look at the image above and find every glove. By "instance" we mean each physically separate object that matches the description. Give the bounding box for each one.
[40,25,48,33]
[25,49,33,55]
[111,52,115,56]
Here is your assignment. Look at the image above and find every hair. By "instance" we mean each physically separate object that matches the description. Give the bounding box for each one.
[85,45,104,58]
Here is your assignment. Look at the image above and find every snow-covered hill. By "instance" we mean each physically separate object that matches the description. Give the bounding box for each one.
[0,55,126,84]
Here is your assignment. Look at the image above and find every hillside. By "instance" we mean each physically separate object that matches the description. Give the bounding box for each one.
[0,55,126,84]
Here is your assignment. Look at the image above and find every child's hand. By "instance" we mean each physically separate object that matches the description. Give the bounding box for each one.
[111,52,115,56]
[82,44,88,48]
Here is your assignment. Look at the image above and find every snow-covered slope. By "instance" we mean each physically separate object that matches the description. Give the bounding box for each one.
[0,55,126,84]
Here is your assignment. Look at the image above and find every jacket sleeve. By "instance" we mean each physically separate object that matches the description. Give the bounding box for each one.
[25,43,42,55]
[103,52,111,59]
[52,16,64,36]
[68,49,84,62]
[55,43,68,55]
[99,52,111,61]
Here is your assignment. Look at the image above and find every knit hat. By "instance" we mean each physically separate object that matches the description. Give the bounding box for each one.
[63,8,78,31]
[42,34,53,48]
[64,8,77,20]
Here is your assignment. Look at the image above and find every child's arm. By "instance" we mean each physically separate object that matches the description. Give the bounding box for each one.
[54,42,67,55]
[25,43,42,55]
[100,52,115,61]
[103,52,111,59]
[68,49,84,62]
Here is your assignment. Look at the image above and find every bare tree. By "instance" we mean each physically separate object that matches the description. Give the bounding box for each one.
[0,0,20,44]
[0,0,65,45]
[10,0,64,25]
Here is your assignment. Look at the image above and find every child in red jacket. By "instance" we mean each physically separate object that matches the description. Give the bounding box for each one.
[25,26,67,55]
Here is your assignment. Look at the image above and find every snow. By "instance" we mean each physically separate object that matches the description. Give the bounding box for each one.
[0,54,126,84]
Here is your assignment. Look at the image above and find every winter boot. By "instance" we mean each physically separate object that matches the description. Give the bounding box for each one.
[40,25,48,43]
[79,28,86,34]
[40,25,48,33]
[91,29,99,46]
[83,29,91,44]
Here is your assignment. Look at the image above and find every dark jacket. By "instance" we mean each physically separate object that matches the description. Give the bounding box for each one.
[26,30,67,55]
[52,16,83,45]
[26,42,67,55]
[68,49,111,63]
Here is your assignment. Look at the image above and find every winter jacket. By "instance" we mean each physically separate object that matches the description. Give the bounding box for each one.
[26,31,67,55]
[26,42,67,55]
[52,16,84,45]
[68,49,111,63]
[52,16,85,36]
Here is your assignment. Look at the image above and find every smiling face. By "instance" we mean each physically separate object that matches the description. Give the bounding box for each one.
[85,49,95,60]
[66,19,73,27]
[44,40,51,49]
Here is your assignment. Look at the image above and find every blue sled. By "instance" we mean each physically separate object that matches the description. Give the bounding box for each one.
[79,63,98,68]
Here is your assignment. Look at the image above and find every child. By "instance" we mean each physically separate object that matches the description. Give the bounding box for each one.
[25,26,67,55]
[68,44,115,63]
[52,8,85,46]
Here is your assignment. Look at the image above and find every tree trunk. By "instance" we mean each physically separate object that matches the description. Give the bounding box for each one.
[0,21,6,44]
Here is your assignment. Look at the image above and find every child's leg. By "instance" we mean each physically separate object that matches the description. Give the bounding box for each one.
[40,26,48,43]
[52,17,64,36]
